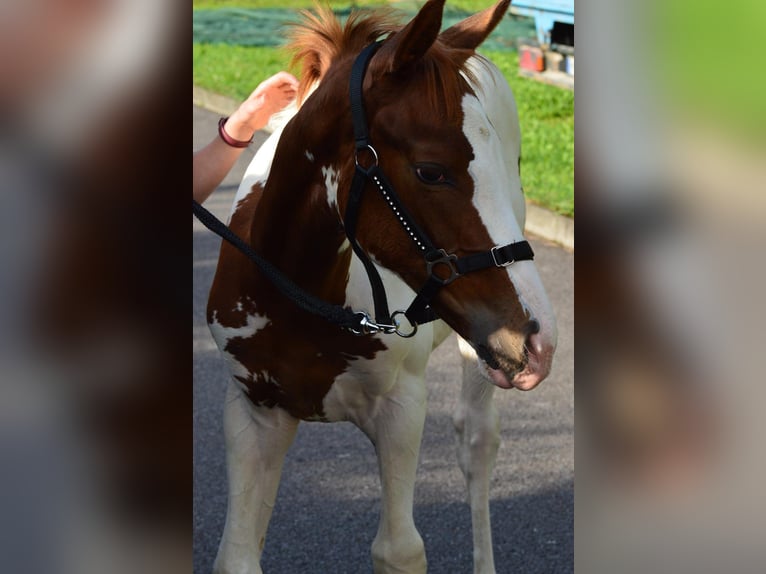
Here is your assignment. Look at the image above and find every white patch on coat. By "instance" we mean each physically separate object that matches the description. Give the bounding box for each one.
[208,310,271,385]
[251,370,280,387]
[320,250,439,423]
[230,126,285,219]
[305,150,315,162]
[230,102,299,218]
[229,82,321,217]
[322,165,340,210]
[461,56,556,336]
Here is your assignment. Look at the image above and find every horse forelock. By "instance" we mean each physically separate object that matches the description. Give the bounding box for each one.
[287,6,400,104]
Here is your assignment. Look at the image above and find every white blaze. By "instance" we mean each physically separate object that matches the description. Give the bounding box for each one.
[462,56,556,338]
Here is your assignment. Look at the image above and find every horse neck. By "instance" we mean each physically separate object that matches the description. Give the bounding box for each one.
[249,115,352,299]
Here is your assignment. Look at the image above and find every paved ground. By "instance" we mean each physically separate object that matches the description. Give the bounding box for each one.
[193,105,573,573]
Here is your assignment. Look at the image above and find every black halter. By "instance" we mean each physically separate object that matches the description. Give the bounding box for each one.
[192,41,534,339]
[343,41,534,337]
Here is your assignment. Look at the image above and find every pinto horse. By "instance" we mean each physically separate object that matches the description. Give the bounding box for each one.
[206,1,557,572]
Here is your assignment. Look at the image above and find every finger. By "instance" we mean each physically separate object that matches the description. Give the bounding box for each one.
[269,71,299,88]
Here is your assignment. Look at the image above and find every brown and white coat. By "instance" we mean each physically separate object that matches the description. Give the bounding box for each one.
[206,2,557,573]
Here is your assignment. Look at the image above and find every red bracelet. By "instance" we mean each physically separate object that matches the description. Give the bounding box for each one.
[218,117,253,148]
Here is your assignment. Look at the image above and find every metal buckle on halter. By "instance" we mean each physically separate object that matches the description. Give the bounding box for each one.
[491,245,513,268]
[426,249,461,285]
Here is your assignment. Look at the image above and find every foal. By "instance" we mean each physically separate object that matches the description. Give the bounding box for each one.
[207,2,557,572]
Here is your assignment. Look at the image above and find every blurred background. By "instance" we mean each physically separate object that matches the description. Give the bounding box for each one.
[576,0,766,572]
[0,1,188,573]
[1,0,765,572]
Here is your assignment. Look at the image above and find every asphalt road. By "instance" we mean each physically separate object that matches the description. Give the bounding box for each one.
[193,105,573,573]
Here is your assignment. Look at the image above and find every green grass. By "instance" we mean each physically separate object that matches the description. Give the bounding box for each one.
[192,2,574,217]
[651,1,766,144]
[194,44,292,99]
[486,51,574,217]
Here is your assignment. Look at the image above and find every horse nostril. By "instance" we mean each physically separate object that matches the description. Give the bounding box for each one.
[525,321,545,356]
[476,344,500,370]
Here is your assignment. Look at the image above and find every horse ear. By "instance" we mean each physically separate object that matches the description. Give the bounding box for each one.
[439,0,510,51]
[376,0,446,73]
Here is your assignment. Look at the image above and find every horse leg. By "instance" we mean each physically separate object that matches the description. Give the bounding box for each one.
[360,372,428,574]
[453,337,500,574]
[213,380,299,574]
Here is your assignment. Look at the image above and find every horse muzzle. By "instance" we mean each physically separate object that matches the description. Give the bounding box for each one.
[478,323,556,391]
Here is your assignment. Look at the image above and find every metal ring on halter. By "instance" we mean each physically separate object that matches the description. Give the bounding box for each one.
[391,310,418,338]
[354,144,379,170]
[425,249,461,285]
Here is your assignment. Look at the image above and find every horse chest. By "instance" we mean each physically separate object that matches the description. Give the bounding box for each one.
[209,295,436,423]
[209,308,380,418]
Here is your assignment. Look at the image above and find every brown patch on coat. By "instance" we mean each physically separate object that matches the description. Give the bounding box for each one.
[208,177,386,421]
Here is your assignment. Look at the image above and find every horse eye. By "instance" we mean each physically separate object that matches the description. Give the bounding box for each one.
[415,166,449,185]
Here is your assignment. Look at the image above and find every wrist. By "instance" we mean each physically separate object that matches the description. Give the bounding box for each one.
[218,116,253,148]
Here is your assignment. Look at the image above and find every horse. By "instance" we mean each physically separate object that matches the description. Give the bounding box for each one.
[205,1,557,572]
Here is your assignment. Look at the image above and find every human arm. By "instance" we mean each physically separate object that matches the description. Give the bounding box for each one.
[193,71,298,203]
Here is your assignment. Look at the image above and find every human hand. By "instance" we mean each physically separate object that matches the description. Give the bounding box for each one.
[224,71,299,141]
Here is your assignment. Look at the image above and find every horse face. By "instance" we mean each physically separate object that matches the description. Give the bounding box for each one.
[354,0,557,389]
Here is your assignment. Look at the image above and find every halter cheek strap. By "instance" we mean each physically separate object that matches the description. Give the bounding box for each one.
[345,42,535,336]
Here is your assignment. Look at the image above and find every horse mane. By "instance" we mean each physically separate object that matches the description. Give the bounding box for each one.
[286,4,474,120]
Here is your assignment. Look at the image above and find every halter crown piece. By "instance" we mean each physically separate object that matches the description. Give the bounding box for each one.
[192,41,534,339]
[343,42,534,337]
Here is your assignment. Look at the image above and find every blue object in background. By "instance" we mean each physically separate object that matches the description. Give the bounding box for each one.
[511,0,574,48]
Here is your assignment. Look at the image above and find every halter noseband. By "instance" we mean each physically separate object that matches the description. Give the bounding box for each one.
[344,41,534,337]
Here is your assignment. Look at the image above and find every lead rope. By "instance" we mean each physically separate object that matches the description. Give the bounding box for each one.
[193,199,372,332]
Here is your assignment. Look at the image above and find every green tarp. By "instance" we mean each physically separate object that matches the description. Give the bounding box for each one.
[193,7,535,51]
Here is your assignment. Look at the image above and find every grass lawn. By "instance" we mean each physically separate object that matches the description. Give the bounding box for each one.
[193,2,573,217]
